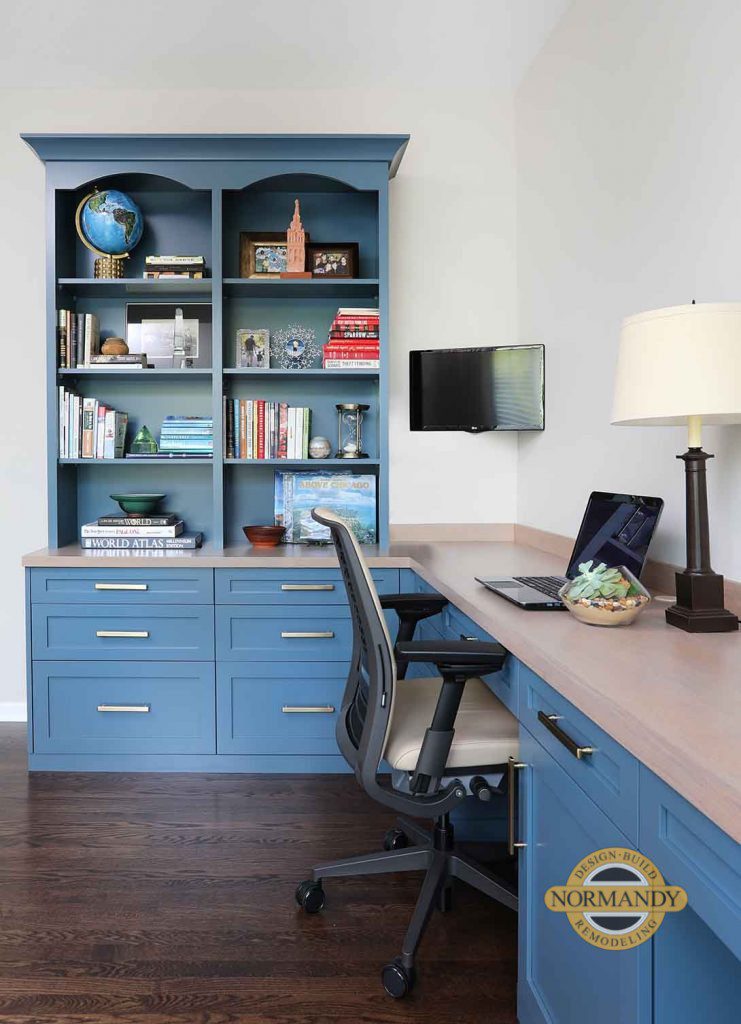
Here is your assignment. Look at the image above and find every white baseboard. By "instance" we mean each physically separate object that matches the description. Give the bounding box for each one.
[0,702,27,722]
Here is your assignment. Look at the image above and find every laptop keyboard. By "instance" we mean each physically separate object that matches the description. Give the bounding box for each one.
[513,576,567,599]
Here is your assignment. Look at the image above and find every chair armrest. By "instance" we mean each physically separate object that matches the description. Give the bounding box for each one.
[395,638,506,677]
[378,593,448,617]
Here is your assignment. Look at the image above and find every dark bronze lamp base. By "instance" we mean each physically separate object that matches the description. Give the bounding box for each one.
[666,568,739,633]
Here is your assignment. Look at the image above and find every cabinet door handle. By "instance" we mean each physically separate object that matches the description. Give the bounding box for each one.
[281,584,335,592]
[507,756,527,855]
[460,634,479,641]
[280,631,334,639]
[281,705,335,714]
[95,583,148,591]
[96,630,150,639]
[97,704,151,713]
[538,710,594,759]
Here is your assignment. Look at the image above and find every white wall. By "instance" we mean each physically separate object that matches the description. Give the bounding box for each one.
[516,0,741,577]
[0,1,529,712]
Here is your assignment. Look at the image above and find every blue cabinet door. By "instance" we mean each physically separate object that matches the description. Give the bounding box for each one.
[517,726,650,1024]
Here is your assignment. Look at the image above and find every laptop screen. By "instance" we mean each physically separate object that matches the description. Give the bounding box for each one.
[566,492,664,580]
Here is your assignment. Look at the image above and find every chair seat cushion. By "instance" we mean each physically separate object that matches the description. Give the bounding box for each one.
[384,676,519,771]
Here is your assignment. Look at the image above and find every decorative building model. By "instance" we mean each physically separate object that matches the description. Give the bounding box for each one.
[281,198,311,278]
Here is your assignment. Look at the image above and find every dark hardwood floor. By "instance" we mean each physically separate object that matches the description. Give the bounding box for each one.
[0,725,517,1023]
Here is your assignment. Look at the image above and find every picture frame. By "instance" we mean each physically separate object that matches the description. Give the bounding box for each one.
[239,230,310,279]
[236,328,270,369]
[126,303,212,368]
[306,242,359,279]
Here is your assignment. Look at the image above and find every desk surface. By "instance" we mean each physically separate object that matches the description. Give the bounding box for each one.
[23,540,741,842]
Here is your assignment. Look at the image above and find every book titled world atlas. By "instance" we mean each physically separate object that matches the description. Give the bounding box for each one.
[275,472,377,544]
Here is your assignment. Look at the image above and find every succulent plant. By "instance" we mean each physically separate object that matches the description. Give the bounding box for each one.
[565,560,632,602]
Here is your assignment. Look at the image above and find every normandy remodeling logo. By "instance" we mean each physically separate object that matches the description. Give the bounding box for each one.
[545,847,687,949]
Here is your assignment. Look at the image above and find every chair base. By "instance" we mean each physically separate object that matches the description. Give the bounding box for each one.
[299,813,518,997]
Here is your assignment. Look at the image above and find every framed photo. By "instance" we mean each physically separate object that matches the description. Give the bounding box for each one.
[126,303,212,368]
[236,328,270,369]
[239,230,308,278]
[306,242,359,279]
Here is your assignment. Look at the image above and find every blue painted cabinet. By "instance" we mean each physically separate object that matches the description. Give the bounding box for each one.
[517,725,651,1024]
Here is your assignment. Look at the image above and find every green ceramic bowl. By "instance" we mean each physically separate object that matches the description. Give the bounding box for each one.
[110,493,166,516]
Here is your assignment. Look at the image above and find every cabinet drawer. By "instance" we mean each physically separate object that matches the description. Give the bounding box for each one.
[215,568,400,604]
[443,604,517,715]
[639,767,741,961]
[32,604,214,661]
[217,663,344,755]
[32,661,215,754]
[216,606,351,661]
[519,664,639,842]
[31,568,213,605]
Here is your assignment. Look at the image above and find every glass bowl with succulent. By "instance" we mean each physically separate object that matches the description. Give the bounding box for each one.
[558,561,651,627]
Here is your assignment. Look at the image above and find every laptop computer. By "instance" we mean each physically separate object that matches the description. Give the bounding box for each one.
[476,491,664,610]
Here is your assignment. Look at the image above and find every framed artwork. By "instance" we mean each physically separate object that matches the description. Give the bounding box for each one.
[236,328,270,369]
[239,230,310,278]
[126,303,212,368]
[306,242,359,278]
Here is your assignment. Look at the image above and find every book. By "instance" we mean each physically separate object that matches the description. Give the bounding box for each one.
[90,354,147,365]
[324,359,380,369]
[125,452,212,459]
[275,472,377,544]
[103,410,128,460]
[145,255,205,266]
[81,520,184,538]
[57,309,68,367]
[80,532,203,550]
[336,307,379,316]
[143,271,204,279]
[98,514,177,527]
[81,398,97,458]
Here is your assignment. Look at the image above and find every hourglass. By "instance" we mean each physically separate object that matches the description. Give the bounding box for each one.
[336,403,370,458]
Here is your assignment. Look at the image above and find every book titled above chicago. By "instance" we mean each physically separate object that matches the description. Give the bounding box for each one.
[80,509,203,549]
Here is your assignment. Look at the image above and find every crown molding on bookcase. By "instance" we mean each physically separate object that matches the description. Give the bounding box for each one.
[21,134,410,176]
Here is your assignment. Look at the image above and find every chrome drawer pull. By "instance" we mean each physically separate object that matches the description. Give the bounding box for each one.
[281,584,335,592]
[507,756,527,855]
[538,710,594,759]
[281,705,335,714]
[96,630,150,639]
[97,704,151,713]
[95,583,148,591]
[280,631,334,639]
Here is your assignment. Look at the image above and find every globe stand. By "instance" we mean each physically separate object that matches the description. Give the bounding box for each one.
[94,255,126,279]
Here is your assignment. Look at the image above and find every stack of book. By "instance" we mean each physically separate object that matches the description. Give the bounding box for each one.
[143,256,205,279]
[323,308,379,369]
[224,399,311,459]
[89,354,148,370]
[80,511,203,550]
[57,309,100,369]
[58,386,128,460]
[158,416,213,457]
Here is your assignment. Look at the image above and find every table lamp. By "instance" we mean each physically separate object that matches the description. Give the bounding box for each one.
[612,302,741,633]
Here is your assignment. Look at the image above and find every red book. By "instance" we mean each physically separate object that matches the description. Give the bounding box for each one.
[257,400,265,459]
[323,347,380,359]
[329,331,380,340]
[332,318,379,328]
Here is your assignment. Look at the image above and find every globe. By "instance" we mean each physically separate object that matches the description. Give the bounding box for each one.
[79,189,144,256]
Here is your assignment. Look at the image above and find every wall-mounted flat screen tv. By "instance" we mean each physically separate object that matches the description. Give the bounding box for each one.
[409,344,545,432]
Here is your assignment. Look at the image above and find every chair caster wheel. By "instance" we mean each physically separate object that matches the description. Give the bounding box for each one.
[295,880,325,913]
[383,828,409,851]
[382,957,414,998]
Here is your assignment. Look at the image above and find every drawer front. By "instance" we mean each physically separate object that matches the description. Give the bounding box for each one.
[31,568,213,605]
[443,604,518,715]
[217,663,344,755]
[216,606,352,662]
[32,604,214,661]
[215,568,400,604]
[519,663,639,842]
[639,766,741,961]
[32,661,216,754]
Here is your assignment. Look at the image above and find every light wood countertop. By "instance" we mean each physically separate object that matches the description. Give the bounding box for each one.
[22,541,741,842]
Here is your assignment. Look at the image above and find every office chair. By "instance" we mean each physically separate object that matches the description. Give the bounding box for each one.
[295,508,519,998]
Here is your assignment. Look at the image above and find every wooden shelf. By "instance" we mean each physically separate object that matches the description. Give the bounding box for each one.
[222,278,380,299]
[223,368,379,378]
[58,368,212,379]
[58,458,213,465]
[57,279,212,298]
[224,458,380,467]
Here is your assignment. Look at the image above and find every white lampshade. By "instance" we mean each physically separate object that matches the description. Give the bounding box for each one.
[612,302,741,426]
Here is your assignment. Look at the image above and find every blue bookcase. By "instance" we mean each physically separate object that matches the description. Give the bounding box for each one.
[23,134,409,549]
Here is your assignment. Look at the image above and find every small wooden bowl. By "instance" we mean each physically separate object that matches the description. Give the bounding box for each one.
[243,525,285,548]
